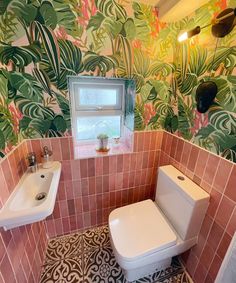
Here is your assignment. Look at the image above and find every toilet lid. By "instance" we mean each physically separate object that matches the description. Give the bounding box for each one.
[109,199,177,261]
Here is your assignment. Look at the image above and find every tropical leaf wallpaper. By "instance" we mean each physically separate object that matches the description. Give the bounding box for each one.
[0,0,236,162]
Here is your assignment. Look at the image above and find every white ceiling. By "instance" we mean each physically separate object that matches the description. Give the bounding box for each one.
[137,0,210,22]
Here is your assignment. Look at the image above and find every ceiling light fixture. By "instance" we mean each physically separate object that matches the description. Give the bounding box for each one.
[178,7,236,42]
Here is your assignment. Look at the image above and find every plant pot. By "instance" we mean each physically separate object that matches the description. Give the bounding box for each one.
[97,138,109,150]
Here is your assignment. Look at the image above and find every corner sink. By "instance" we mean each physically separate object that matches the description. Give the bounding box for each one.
[0,161,61,230]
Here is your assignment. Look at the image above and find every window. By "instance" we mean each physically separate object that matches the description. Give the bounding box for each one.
[69,77,125,141]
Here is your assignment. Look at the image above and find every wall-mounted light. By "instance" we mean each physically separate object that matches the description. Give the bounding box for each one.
[178,7,236,42]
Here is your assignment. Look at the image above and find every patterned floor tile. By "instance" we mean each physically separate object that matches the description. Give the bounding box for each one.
[40,255,83,283]
[44,232,83,264]
[83,225,110,252]
[40,225,192,283]
[83,246,125,283]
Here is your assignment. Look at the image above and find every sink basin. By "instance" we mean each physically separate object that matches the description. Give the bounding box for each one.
[0,161,61,230]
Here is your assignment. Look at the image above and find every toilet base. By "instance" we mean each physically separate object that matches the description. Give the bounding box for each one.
[122,257,172,282]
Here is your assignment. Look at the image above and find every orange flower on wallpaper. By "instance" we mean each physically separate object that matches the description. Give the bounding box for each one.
[144,103,156,126]
[8,103,23,135]
[150,7,167,38]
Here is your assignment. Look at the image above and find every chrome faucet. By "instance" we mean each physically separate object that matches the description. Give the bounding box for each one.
[27,152,38,172]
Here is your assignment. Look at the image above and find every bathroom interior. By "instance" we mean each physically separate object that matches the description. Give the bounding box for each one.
[0,0,236,282]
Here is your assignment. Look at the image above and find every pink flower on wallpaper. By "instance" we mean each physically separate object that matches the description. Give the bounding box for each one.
[133,39,142,49]
[144,103,156,126]
[56,27,68,40]
[8,103,23,134]
[191,110,209,135]
[77,0,97,28]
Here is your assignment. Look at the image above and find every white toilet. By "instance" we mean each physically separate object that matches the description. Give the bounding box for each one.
[109,165,210,281]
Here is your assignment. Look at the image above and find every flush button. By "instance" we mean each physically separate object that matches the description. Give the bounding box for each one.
[177,176,185,181]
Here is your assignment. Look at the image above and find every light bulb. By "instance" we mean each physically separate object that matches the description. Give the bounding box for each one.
[178,32,188,42]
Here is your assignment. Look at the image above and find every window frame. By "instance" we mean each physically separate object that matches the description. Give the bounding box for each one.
[69,77,125,143]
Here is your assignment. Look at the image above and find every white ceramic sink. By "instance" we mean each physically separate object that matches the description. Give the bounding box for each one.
[0,161,61,230]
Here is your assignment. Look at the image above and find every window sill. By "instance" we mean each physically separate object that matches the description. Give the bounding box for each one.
[74,141,132,159]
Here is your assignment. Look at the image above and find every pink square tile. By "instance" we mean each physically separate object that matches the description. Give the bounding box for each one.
[137,132,145,152]
[88,177,95,195]
[170,136,177,158]
[0,165,10,204]
[143,132,151,151]
[207,221,224,251]
[208,254,222,281]
[224,166,236,202]
[103,157,109,174]
[96,176,103,194]
[1,158,14,193]
[150,131,157,151]
[226,207,236,236]
[136,152,143,170]
[129,172,135,188]
[207,189,222,218]
[175,139,184,162]
[88,158,95,177]
[60,138,70,160]
[156,131,163,150]
[74,197,83,214]
[109,156,117,174]
[73,180,82,197]
[133,132,138,152]
[195,150,209,178]
[165,134,173,156]
[51,138,62,161]
[187,146,199,173]
[215,196,235,228]
[103,175,109,192]
[82,196,89,212]
[123,154,130,172]
[203,154,220,186]
[130,154,137,171]
[81,179,89,196]
[95,158,103,176]
[180,142,191,168]
[61,161,72,181]
[142,152,149,169]
[116,173,123,190]
[117,155,123,173]
[199,215,213,240]
[80,159,88,178]
[186,251,198,278]
[217,232,232,259]
[199,242,215,270]
[193,261,207,283]
[213,159,233,193]
[71,160,81,180]
[122,172,129,189]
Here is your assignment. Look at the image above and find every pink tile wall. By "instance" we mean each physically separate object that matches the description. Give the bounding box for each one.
[161,132,236,283]
[26,132,163,238]
[0,141,48,283]
[1,130,235,283]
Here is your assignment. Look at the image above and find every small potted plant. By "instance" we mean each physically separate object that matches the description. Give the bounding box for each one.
[97,133,109,152]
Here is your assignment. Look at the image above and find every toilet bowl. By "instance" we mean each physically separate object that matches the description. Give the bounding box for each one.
[109,165,209,281]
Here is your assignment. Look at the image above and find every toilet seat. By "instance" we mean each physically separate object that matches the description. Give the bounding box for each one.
[109,199,177,262]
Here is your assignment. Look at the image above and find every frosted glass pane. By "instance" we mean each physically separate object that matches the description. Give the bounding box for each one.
[79,88,117,106]
[77,116,121,140]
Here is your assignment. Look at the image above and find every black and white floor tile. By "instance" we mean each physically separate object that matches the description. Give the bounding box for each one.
[40,226,192,283]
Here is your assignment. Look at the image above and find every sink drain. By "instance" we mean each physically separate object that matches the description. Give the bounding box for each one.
[35,192,47,201]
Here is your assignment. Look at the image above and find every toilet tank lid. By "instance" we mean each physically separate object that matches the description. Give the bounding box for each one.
[159,165,210,203]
